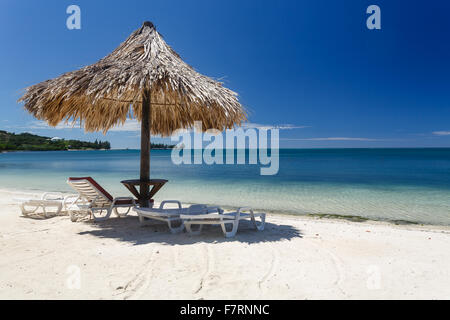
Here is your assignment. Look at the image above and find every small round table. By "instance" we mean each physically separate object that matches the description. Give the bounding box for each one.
[120,179,168,207]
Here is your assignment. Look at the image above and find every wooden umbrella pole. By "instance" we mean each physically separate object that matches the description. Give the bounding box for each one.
[140,88,151,207]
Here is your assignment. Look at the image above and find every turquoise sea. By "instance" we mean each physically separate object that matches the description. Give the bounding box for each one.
[1,148,449,225]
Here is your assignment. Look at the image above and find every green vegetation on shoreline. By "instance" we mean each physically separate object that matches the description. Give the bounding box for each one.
[0,130,110,151]
[0,130,175,151]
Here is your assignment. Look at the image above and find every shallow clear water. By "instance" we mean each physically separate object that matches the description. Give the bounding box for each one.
[1,149,449,225]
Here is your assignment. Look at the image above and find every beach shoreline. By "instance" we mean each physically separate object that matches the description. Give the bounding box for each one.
[0,188,449,300]
[1,187,448,228]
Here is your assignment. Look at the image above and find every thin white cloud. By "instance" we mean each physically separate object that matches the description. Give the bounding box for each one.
[282,137,380,141]
[432,131,450,136]
[27,120,141,132]
[240,123,310,130]
[108,121,311,132]
[108,119,141,132]
[23,120,310,133]
[28,120,81,130]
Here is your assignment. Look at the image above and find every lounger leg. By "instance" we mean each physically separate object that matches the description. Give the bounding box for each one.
[185,223,203,235]
[114,207,131,218]
[68,206,92,222]
[139,214,150,225]
[42,204,59,218]
[138,214,155,226]
[69,209,78,222]
[20,204,39,216]
[19,203,29,216]
[167,219,185,234]
[91,208,113,221]
[55,203,63,217]
[221,221,239,238]
[42,205,48,218]
[251,213,266,231]
[42,204,61,218]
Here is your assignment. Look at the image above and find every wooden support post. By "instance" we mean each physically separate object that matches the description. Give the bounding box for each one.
[140,88,151,207]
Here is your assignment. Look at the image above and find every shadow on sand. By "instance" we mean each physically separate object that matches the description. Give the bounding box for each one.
[77,215,302,246]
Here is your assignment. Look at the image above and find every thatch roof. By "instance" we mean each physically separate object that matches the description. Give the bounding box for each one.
[18,21,246,136]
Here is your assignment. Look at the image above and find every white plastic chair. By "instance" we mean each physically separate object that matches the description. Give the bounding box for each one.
[181,207,266,238]
[133,200,184,233]
[14,192,79,218]
[67,177,136,222]
[133,202,222,234]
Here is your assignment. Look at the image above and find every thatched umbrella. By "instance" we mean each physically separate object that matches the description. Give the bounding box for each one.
[18,21,246,207]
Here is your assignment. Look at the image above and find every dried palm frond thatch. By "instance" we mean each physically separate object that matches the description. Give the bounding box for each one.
[18,21,246,136]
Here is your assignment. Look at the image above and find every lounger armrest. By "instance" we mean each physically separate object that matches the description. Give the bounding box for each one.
[112,197,136,206]
[160,200,182,209]
[42,192,64,200]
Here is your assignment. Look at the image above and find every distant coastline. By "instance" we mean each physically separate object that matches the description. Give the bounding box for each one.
[0,130,175,152]
[0,130,110,152]
[1,147,175,153]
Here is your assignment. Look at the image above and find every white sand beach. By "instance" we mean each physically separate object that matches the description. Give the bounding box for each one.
[0,188,449,300]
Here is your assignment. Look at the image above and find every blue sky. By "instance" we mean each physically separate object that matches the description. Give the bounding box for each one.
[1,0,449,148]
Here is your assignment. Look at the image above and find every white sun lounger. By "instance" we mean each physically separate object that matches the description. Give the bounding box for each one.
[67,177,136,222]
[181,207,266,238]
[133,202,222,234]
[14,192,79,218]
